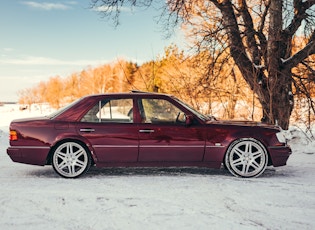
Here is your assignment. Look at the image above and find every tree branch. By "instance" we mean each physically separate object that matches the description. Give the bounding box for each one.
[284,0,315,38]
[301,60,315,81]
[238,0,261,64]
[90,0,154,26]
[283,30,315,69]
[257,0,270,65]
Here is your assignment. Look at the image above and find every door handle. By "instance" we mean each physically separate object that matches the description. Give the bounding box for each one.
[139,129,155,133]
[80,128,95,133]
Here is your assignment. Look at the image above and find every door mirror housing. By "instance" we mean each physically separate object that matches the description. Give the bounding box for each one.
[185,115,193,126]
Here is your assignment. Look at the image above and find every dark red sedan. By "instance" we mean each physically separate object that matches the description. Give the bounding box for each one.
[7,91,291,178]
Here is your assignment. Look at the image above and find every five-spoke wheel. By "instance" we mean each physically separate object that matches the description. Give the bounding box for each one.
[225,138,268,178]
[52,141,92,178]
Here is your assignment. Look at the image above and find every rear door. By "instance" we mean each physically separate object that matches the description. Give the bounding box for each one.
[76,97,139,163]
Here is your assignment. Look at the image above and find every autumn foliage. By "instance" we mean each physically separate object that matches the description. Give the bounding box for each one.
[18,43,315,126]
[18,45,260,120]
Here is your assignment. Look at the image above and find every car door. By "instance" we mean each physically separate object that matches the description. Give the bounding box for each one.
[76,98,139,163]
[137,98,205,162]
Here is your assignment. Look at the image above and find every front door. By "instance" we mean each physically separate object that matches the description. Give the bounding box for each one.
[137,98,205,162]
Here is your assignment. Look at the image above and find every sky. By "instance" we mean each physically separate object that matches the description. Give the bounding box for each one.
[0,0,184,102]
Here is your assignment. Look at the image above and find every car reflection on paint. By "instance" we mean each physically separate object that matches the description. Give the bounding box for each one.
[7,91,291,178]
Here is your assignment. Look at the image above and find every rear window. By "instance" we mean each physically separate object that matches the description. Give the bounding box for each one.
[81,98,133,123]
[47,98,83,119]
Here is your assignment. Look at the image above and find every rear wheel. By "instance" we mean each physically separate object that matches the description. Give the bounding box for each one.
[225,138,268,178]
[52,141,92,178]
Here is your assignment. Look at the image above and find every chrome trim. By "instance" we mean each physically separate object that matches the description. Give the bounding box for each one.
[94,145,205,148]
[80,128,95,132]
[206,145,226,148]
[93,145,138,148]
[268,145,290,149]
[9,146,50,149]
[140,145,204,148]
[139,130,155,133]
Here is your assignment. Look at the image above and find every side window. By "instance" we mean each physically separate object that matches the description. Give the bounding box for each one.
[81,98,133,123]
[139,98,186,124]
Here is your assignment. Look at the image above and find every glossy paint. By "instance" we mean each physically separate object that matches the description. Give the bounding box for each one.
[7,92,292,173]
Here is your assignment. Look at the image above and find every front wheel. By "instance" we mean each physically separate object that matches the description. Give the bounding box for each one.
[225,138,268,178]
[52,141,92,178]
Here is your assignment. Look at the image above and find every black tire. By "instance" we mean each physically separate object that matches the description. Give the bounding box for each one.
[52,141,92,178]
[225,138,268,178]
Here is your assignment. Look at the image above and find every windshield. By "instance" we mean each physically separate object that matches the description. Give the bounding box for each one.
[172,97,209,122]
[47,98,82,119]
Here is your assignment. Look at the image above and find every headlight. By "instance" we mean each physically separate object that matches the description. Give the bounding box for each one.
[276,131,286,144]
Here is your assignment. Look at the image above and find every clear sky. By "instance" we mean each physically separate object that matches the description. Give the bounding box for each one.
[0,1,184,102]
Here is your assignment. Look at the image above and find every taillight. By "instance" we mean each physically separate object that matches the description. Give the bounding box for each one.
[10,130,18,141]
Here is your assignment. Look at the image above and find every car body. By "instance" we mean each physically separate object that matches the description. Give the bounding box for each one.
[7,91,291,178]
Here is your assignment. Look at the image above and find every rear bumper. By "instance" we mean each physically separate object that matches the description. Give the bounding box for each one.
[7,146,50,166]
[268,145,292,167]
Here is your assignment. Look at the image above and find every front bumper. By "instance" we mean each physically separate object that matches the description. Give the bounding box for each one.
[268,145,292,167]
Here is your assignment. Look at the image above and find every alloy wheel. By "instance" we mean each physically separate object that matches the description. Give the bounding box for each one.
[52,142,91,178]
[225,139,268,178]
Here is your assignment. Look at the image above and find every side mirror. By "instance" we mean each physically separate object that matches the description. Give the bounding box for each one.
[185,115,193,126]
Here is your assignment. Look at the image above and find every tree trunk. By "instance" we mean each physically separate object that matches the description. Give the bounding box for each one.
[261,0,293,129]
[218,0,294,129]
[260,69,294,129]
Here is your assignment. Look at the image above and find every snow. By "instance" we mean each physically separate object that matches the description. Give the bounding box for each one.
[1,104,315,230]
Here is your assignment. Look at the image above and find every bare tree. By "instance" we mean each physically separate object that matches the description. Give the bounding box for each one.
[90,0,315,129]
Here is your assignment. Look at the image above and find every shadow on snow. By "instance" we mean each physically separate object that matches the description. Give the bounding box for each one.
[23,165,287,179]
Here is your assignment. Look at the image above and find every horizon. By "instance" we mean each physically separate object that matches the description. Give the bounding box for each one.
[0,1,185,102]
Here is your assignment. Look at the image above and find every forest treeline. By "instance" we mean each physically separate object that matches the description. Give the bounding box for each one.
[18,45,255,119]
[18,44,315,126]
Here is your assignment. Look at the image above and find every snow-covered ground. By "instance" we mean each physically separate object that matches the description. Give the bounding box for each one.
[0,104,315,230]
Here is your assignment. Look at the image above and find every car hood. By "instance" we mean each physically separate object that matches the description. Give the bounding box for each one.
[207,119,280,130]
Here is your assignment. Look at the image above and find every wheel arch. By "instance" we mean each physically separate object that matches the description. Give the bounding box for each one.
[46,138,96,165]
[223,137,272,170]
[224,137,272,166]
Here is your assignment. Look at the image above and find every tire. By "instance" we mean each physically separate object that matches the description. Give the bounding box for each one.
[225,138,268,178]
[52,141,92,178]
